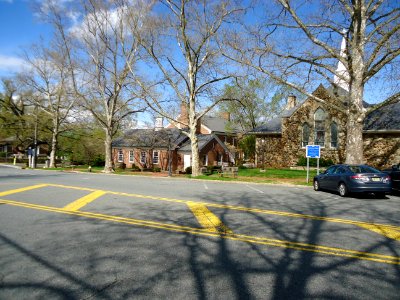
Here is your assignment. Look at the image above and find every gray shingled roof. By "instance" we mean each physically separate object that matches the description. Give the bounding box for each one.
[177,133,231,154]
[112,128,188,149]
[250,117,282,134]
[178,134,215,153]
[201,116,240,133]
[364,102,400,131]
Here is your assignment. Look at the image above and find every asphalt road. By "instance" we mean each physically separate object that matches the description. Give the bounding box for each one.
[0,165,399,299]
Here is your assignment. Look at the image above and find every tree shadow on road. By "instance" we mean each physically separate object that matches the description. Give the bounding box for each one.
[0,188,399,299]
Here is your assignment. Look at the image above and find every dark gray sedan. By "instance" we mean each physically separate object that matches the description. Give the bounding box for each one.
[313,164,392,197]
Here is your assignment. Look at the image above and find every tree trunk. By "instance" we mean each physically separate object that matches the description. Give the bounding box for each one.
[189,127,200,177]
[49,118,59,168]
[104,129,114,173]
[345,7,367,165]
[345,108,365,164]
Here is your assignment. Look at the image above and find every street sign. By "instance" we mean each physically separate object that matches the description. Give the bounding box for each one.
[306,145,320,158]
[306,145,321,182]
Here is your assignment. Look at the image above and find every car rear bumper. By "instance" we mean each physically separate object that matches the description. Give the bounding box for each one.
[349,185,392,193]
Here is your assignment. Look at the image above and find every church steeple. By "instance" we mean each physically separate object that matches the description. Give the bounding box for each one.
[333,31,349,92]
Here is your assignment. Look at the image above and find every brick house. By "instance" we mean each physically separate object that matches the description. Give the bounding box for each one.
[249,85,400,169]
[112,110,240,172]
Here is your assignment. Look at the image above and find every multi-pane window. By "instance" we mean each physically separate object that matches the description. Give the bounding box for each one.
[117,149,123,162]
[153,151,159,164]
[314,108,326,147]
[302,123,310,147]
[140,151,146,164]
[331,122,338,148]
[129,150,134,162]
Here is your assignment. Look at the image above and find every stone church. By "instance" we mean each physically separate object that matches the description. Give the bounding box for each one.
[249,38,400,169]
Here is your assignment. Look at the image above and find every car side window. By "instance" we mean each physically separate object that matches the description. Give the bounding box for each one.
[334,167,345,174]
[325,166,337,174]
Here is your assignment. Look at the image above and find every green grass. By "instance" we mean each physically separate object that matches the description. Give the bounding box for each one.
[39,164,319,186]
[192,168,318,186]
[239,168,318,178]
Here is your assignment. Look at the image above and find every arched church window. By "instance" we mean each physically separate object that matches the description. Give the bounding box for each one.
[302,123,310,147]
[331,122,338,148]
[314,108,326,146]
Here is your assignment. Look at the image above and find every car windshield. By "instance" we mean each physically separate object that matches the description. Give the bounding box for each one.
[349,165,380,174]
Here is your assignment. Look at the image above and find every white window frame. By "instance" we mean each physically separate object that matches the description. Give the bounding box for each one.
[129,150,134,162]
[140,151,147,164]
[152,151,159,164]
[117,149,123,162]
[314,108,326,147]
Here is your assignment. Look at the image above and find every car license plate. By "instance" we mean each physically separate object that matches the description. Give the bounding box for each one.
[371,177,381,182]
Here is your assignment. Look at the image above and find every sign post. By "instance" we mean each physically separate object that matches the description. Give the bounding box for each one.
[306,145,321,183]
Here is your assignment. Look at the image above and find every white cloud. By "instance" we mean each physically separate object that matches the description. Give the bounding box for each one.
[0,54,25,73]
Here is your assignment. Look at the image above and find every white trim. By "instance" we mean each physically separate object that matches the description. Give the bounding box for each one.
[200,124,212,134]
[152,150,159,164]
[129,150,134,162]
[140,151,146,164]
[117,149,123,162]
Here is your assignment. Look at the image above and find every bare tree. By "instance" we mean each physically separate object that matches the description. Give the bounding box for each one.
[126,0,244,176]
[18,40,75,168]
[225,0,400,164]
[39,0,147,173]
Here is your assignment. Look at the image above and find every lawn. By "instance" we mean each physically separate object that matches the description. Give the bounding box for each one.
[194,168,319,186]
[38,164,319,186]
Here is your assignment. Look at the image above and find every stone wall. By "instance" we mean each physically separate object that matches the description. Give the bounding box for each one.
[364,133,400,168]
[255,86,348,168]
[254,85,400,169]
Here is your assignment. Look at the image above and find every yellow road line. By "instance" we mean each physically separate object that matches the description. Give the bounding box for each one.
[356,223,400,241]
[43,184,400,241]
[187,202,233,233]
[63,190,107,211]
[0,184,48,197]
[0,198,399,265]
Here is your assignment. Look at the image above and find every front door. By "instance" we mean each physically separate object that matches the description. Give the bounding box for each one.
[184,155,191,170]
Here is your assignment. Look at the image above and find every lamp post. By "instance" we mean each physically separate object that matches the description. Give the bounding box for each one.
[168,134,172,177]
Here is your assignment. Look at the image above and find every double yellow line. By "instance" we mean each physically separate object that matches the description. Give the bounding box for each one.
[0,183,399,265]
[0,198,399,265]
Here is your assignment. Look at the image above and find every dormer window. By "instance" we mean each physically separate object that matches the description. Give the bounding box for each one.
[314,108,326,147]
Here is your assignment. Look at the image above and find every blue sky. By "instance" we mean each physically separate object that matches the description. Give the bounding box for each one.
[0,0,395,105]
[0,0,52,78]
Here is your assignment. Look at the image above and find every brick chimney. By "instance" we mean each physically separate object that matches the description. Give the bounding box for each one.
[178,103,189,128]
[196,118,202,134]
[285,94,297,110]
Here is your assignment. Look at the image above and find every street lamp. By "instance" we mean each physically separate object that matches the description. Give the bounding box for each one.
[168,134,172,177]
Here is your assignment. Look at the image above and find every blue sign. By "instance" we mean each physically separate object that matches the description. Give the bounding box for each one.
[306,145,320,158]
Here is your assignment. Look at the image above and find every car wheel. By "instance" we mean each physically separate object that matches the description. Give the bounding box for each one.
[338,183,348,197]
[313,180,320,191]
